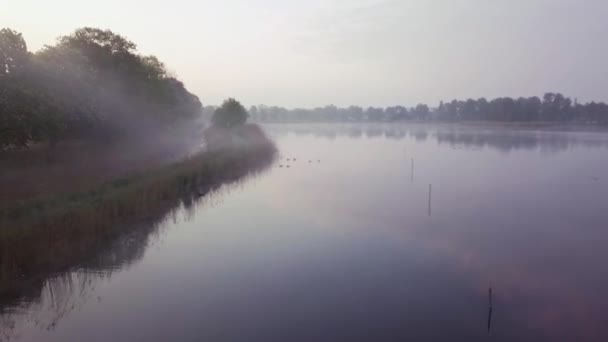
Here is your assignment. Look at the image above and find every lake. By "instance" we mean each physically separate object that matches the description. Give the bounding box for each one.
[2,123,608,342]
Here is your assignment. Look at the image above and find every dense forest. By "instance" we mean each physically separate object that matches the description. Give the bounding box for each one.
[0,27,202,149]
[225,94,608,124]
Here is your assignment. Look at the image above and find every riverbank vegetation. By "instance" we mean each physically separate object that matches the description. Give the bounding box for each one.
[1,27,277,305]
[0,27,202,150]
[0,27,207,205]
[0,123,276,304]
[243,94,608,125]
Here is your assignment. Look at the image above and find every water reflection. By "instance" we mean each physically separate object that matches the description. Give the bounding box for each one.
[1,236,149,340]
[264,124,608,341]
[0,169,268,341]
[2,124,608,342]
[264,123,608,153]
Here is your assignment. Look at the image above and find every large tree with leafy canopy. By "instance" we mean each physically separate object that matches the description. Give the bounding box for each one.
[0,27,203,149]
[212,98,248,129]
[0,28,29,78]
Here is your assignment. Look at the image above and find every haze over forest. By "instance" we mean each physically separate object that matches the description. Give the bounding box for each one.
[4,2,608,342]
[5,0,608,108]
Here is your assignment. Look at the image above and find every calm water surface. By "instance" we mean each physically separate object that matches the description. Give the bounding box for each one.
[2,124,608,341]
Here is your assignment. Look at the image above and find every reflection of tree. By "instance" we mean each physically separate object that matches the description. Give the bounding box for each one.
[384,128,406,140]
[0,168,269,341]
[366,127,384,138]
[263,124,608,153]
[0,217,164,340]
[435,129,608,153]
[413,130,429,142]
[1,269,115,340]
[435,130,539,152]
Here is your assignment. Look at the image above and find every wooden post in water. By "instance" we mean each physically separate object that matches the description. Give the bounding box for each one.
[428,184,432,216]
[487,285,493,334]
[411,158,414,182]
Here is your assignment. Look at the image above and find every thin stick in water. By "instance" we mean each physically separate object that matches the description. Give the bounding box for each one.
[411,158,414,182]
[428,184,432,216]
[487,285,493,334]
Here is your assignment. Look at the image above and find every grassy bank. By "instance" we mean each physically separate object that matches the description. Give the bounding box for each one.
[0,120,206,205]
[0,124,276,303]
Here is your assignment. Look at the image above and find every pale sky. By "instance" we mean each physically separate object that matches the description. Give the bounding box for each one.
[3,0,608,107]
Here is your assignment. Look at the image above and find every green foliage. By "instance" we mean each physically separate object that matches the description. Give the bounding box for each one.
[0,128,276,301]
[414,104,430,120]
[0,27,202,149]
[212,98,248,129]
[0,28,28,77]
[59,27,137,56]
[250,93,608,124]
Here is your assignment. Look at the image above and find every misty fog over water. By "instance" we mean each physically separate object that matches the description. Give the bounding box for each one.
[2,123,608,342]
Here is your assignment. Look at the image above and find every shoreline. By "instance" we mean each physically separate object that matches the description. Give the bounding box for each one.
[0,125,276,306]
[257,121,608,133]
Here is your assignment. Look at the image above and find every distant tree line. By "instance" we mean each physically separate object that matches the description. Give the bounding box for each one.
[238,94,608,125]
[0,27,202,149]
